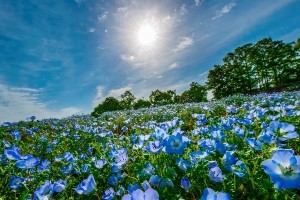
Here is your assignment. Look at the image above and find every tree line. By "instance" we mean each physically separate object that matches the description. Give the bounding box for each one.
[207,38,300,99]
[92,37,300,116]
[92,82,207,117]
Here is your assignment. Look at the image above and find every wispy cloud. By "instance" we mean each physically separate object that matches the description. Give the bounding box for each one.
[195,0,204,7]
[98,11,109,22]
[92,85,132,107]
[121,54,135,62]
[169,62,179,69]
[0,84,80,123]
[161,15,172,24]
[172,37,194,52]
[212,2,236,20]
[180,4,187,15]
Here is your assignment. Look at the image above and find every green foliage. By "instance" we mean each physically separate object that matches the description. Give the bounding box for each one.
[180,82,207,103]
[91,96,121,117]
[207,38,300,99]
[133,99,151,109]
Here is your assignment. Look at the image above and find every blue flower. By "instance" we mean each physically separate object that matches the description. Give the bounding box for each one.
[61,163,75,175]
[16,157,40,170]
[189,150,209,164]
[94,159,107,169]
[165,133,188,155]
[113,148,129,167]
[200,188,231,200]
[9,176,26,190]
[176,158,192,171]
[102,188,115,200]
[261,149,300,189]
[81,164,90,173]
[51,179,66,193]
[10,130,21,140]
[33,180,52,200]
[38,160,51,172]
[231,160,247,178]
[4,147,23,160]
[266,121,299,142]
[141,162,155,176]
[121,188,159,200]
[74,174,96,194]
[149,175,174,188]
[245,138,262,151]
[146,141,164,154]
[181,177,191,191]
[209,166,225,182]
[108,175,118,186]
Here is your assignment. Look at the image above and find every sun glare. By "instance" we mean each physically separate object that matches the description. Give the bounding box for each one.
[137,25,157,46]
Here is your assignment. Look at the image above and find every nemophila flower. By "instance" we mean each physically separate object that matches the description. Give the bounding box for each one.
[231,160,248,177]
[164,132,188,155]
[200,188,231,200]
[234,126,245,137]
[61,163,75,175]
[121,188,159,200]
[128,184,140,194]
[38,160,51,172]
[209,166,225,182]
[141,162,155,176]
[94,159,107,169]
[4,147,23,160]
[116,186,125,196]
[102,188,115,200]
[81,164,90,173]
[26,115,36,122]
[121,126,128,132]
[51,179,66,194]
[74,174,96,195]
[222,151,238,171]
[149,175,174,188]
[226,105,238,114]
[181,177,191,191]
[152,127,168,141]
[108,175,118,186]
[261,149,300,189]
[10,130,21,140]
[146,141,164,154]
[16,157,40,170]
[190,150,209,164]
[176,158,192,171]
[113,148,128,167]
[9,176,26,190]
[211,130,226,141]
[64,152,76,162]
[245,138,262,151]
[266,121,299,142]
[34,180,52,200]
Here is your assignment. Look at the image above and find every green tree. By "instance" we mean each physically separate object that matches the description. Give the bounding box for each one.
[180,82,207,103]
[133,99,151,109]
[149,89,176,106]
[120,90,136,110]
[91,97,121,117]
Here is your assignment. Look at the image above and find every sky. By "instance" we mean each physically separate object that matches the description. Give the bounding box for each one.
[0,0,300,123]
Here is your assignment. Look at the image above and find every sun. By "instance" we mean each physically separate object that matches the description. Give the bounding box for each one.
[137,24,158,46]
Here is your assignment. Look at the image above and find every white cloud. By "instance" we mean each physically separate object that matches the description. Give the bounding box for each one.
[169,62,179,69]
[180,4,187,15]
[161,15,172,24]
[172,37,194,52]
[121,54,135,62]
[92,85,133,107]
[195,0,204,6]
[74,0,84,5]
[98,11,109,22]
[156,75,163,79]
[89,28,95,32]
[0,84,81,123]
[212,2,236,20]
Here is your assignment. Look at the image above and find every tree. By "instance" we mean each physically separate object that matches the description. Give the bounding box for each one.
[149,89,176,106]
[120,90,136,110]
[133,99,151,109]
[207,38,300,99]
[91,97,121,117]
[180,82,207,103]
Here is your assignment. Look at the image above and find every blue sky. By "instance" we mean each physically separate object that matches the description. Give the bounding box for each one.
[0,0,299,122]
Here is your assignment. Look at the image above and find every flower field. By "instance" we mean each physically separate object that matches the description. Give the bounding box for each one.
[1,92,300,200]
